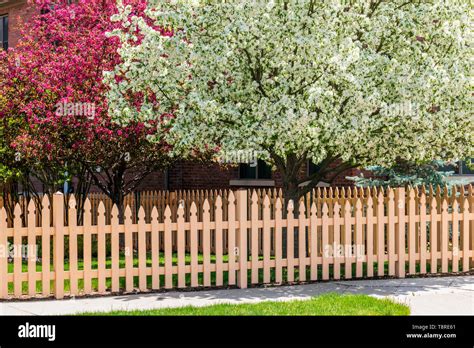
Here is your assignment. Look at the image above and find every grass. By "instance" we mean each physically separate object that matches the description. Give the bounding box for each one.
[7,252,231,294]
[7,252,454,296]
[81,293,410,316]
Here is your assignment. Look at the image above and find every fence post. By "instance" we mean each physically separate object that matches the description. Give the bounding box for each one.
[236,189,248,289]
[53,192,65,299]
[395,187,406,278]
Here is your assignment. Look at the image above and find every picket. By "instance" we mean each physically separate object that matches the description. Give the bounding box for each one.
[366,196,374,278]
[419,193,427,274]
[124,205,134,292]
[110,205,120,292]
[202,200,211,287]
[452,200,459,273]
[215,196,224,287]
[27,200,36,297]
[441,199,449,273]
[150,206,160,290]
[13,204,22,297]
[287,200,295,282]
[190,202,199,287]
[376,191,385,277]
[355,199,363,278]
[97,202,107,294]
[69,196,79,296]
[250,192,259,284]
[138,207,147,291]
[462,198,470,272]
[395,188,406,278]
[83,198,92,294]
[275,198,283,284]
[177,203,186,288]
[387,189,396,276]
[344,200,352,279]
[0,208,7,298]
[408,188,416,275]
[298,201,307,282]
[164,206,173,289]
[41,195,51,296]
[321,203,329,280]
[236,190,248,289]
[227,193,236,286]
[263,195,271,284]
[309,202,318,281]
[430,198,438,273]
[53,194,65,299]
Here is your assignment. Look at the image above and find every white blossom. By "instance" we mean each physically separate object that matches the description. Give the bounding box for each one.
[105,0,473,171]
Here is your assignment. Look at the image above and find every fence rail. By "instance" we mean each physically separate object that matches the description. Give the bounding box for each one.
[0,186,473,300]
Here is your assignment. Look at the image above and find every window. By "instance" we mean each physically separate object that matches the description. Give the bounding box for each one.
[40,2,59,15]
[239,160,272,180]
[0,15,8,51]
[438,159,474,175]
[40,1,74,15]
[460,159,474,175]
[308,160,323,176]
[437,161,458,173]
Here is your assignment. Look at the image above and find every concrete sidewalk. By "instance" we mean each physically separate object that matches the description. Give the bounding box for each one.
[1,275,472,316]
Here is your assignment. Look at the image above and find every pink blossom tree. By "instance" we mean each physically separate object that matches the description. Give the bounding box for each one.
[0,0,172,220]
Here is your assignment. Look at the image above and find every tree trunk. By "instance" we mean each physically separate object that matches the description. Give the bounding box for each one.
[282,177,301,218]
[271,153,356,218]
[74,169,92,226]
[111,190,125,223]
[272,153,306,218]
[109,168,126,248]
[2,179,19,225]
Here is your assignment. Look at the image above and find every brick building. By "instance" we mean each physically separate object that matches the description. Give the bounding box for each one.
[4,1,470,193]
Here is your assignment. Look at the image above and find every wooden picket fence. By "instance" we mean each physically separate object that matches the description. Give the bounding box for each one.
[0,186,473,300]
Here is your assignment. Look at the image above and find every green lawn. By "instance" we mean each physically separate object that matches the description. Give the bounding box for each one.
[7,252,448,295]
[7,252,232,294]
[81,293,410,316]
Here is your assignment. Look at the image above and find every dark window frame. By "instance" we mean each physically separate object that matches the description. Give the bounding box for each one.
[239,160,272,180]
[307,160,323,177]
[459,159,474,175]
[0,14,8,51]
[438,159,474,175]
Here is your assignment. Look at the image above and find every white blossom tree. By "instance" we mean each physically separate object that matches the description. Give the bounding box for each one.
[105,0,473,207]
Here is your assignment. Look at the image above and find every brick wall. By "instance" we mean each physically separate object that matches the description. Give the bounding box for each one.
[134,160,367,191]
[166,161,238,190]
[24,159,366,194]
[0,1,34,49]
